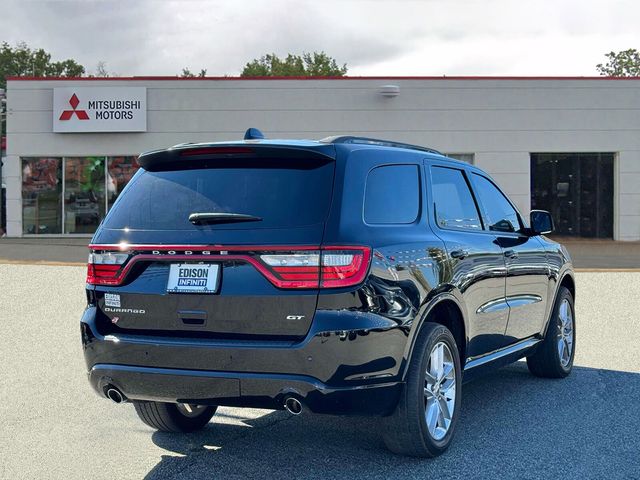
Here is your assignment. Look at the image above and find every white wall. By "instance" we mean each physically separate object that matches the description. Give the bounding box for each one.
[617,151,640,241]
[5,77,640,239]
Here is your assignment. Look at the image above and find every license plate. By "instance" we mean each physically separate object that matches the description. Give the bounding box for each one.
[167,263,220,294]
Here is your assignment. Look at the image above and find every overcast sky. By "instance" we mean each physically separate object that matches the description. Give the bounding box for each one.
[1,0,639,77]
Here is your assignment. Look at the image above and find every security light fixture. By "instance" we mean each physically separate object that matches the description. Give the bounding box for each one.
[379,85,400,97]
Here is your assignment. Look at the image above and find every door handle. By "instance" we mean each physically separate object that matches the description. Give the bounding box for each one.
[504,250,518,259]
[177,310,207,327]
[450,249,469,259]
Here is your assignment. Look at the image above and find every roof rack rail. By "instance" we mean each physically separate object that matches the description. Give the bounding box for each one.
[320,135,442,155]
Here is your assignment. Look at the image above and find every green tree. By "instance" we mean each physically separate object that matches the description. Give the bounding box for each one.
[596,49,640,76]
[0,41,85,90]
[240,52,347,77]
[180,67,207,78]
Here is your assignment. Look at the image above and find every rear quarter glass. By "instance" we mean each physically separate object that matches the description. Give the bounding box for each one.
[102,157,335,231]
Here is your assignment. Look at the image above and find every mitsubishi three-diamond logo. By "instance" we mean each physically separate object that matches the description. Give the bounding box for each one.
[59,93,90,121]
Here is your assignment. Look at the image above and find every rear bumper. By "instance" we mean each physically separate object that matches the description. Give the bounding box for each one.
[81,306,408,415]
[89,364,401,415]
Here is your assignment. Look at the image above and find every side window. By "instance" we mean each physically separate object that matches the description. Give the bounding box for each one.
[431,166,482,231]
[364,164,420,224]
[470,173,521,233]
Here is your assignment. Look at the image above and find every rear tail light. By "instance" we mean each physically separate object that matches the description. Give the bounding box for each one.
[320,248,369,288]
[87,252,130,285]
[86,245,371,289]
[259,246,371,289]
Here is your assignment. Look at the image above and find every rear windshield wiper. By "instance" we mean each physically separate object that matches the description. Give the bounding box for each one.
[188,212,263,225]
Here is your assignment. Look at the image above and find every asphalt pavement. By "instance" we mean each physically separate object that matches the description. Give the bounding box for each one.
[0,265,639,479]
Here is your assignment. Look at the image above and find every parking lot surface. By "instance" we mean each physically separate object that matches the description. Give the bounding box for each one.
[1,265,639,479]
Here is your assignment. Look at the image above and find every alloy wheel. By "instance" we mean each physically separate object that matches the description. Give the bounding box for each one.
[424,341,456,441]
[557,298,574,367]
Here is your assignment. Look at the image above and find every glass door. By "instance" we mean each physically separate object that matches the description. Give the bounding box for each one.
[22,157,63,234]
[63,157,106,234]
[531,153,614,238]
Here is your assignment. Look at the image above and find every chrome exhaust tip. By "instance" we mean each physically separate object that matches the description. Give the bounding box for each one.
[284,397,303,415]
[106,387,125,404]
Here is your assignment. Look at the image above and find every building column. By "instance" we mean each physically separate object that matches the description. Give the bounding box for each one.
[4,154,22,237]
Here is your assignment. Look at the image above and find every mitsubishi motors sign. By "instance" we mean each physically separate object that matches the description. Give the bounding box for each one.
[53,87,147,133]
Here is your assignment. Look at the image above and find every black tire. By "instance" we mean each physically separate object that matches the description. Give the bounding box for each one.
[382,322,462,457]
[133,401,217,433]
[527,286,575,378]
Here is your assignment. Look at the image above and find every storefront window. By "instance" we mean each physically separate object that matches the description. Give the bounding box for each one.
[21,155,139,235]
[22,158,62,234]
[107,156,139,209]
[63,157,106,234]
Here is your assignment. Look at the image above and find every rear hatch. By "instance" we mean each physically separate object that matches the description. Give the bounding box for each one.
[88,144,368,340]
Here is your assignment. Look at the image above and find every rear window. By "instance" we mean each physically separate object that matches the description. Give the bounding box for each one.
[103,158,335,230]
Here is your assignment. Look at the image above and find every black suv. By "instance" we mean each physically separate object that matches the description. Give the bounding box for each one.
[81,131,575,457]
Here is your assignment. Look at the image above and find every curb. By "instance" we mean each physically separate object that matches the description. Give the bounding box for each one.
[0,259,86,266]
[574,268,640,272]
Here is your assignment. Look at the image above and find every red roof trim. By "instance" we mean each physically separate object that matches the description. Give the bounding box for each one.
[5,75,640,81]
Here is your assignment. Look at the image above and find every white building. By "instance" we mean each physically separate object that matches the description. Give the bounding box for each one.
[3,76,640,240]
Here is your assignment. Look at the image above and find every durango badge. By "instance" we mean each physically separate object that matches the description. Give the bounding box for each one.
[104,307,146,315]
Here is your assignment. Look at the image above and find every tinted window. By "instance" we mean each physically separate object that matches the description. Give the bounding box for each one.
[103,158,334,231]
[364,165,420,224]
[431,167,482,230]
[470,173,521,233]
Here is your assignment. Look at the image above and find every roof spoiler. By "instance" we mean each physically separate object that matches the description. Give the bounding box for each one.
[137,142,336,171]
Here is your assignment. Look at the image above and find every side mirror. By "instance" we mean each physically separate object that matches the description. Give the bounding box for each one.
[529,210,554,235]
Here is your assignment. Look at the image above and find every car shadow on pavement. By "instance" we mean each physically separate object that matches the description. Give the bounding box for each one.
[145,362,640,479]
